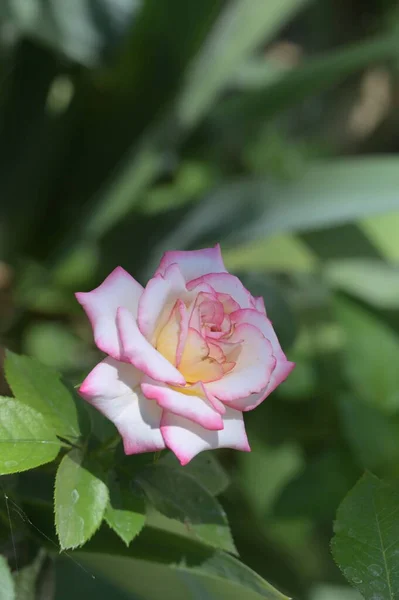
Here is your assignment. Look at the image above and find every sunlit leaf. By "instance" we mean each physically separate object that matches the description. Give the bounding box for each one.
[5,350,81,442]
[0,397,61,475]
[55,449,108,550]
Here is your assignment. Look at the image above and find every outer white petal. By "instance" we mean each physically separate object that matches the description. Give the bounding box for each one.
[137,264,188,342]
[75,266,143,360]
[229,309,295,407]
[79,357,165,453]
[161,406,250,465]
[155,244,227,282]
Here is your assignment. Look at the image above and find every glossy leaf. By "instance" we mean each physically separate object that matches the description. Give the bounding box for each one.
[332,472,399,599]
[5,350,80,442]
[136,465,236,554]
[54,449,108,550]
[0,397,61,475]
[105,471,146,546]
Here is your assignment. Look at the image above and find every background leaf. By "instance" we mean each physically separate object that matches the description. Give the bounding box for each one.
[0,555,15,600]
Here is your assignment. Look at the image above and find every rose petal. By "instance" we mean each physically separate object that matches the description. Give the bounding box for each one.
[117,306,185,386]
[76,266,143,360]
[141,382,223,431]
[179,328,224,384]
[205,323,275,401]
[156,299,189,367]
[79,357,165,454]
[231,308,295,394]
[254,296,266,314]
[155,244,227,282]
[187,273,253,309]
[161,406,250,466]
[138,263,188,342]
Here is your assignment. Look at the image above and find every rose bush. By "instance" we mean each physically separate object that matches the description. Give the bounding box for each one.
[76,245,294,465]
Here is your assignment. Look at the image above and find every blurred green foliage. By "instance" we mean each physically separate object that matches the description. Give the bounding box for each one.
[2,0,399,598]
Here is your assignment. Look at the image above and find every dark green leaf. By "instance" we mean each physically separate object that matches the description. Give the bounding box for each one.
[54,449,108,550]
[80,526,290,600]
[332,472,399,599]
[159,452,230,496]
[5,350,80,442]
[0,0,140,66]
[334,297,399,413]
[105,471,146,546]
[136,465,236,554]
[0,555,15,600]
[0,397,61,475]
[338,395,399,477]
[274,449,360,521]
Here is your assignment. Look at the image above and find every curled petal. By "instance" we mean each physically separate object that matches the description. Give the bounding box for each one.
[141,382,223,431]
[138,263,188,342]
[187,273,253,309]
[161,407,250,466]
[206,323,275,401]
[227,308,295,409]
[75,266,143,360]
[79,357,165,454]
[117,306,185,386]
[253,296,266,314]
[231,309,295,392]
[155,244,227,282]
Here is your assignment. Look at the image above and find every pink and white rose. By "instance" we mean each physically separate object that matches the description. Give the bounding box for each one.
[76,245,294,465]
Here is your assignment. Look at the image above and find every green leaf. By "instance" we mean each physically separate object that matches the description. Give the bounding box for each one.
[0,0,140,66]
[80,526,290,600]
[159,157,399,252]
[159,452,230,496]
[332,472,399,599]
[274,449,359,521]
[326,259,399,309]
[0,397,61,475]
[0,555,15,600]
[54,449,108,550]
[20,501,289,600]
[177,0,308,129]
[230,33,399,124]
[334,297,399,413]
[136,465,236,554]
[105,471,146,546]
[13,549,48,600]
[5,350,80,442]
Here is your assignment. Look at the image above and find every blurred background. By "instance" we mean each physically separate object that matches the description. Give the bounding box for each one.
[2,0,399,598]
